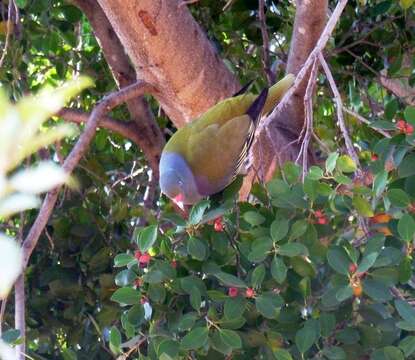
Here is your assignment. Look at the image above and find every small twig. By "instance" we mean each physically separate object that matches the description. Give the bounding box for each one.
[296,59,319,181]
[0,0,13,68]
[258,0,273,85]
[0,297,7,336]
[14,275,25,360]
[58,108,144,147]
[178,0,199,8]
[342,107,391,138]
[257,0,349,135]
[21,81,155,269]
[318,52,360,169]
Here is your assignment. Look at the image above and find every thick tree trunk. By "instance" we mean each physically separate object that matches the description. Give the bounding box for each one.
[72,0,165,176]
[97,0,240,128]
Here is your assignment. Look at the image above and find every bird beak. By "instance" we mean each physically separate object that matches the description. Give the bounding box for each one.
[173,193,185,210]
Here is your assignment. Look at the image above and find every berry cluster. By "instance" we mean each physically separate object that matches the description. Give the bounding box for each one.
[314,210,328,225]
[228,287,256,298]
[396,119,414,135]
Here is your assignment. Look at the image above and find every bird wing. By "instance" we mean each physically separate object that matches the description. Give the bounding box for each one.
[186,114,252,193]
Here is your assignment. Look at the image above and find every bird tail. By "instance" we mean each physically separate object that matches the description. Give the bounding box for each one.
[262,73,295,115]
[246,87,269,124]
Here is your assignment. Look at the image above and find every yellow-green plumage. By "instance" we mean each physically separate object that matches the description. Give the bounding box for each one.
[163,74,294,188]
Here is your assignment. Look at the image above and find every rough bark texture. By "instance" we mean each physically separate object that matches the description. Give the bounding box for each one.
[96,0,240,128]
[72,0,165,176]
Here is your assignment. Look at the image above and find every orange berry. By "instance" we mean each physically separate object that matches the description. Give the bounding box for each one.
[370,213,391,224]
[353,284,363,297]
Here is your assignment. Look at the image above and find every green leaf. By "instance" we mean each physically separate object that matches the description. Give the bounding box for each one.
[357,252,378,273]
[1,329,20,344]
[283,162,301,184]
[387,189,410,208]
[327,246,352,275]
[224,297,246,319]
[270,218,289,243]
[136,225,158,252]
[243,211,266,226]
[219,329,242,349]
[215,272,246,288]
[398,214,415,242]
[177,313,198,331]
[308,166,324,180]
[255,292,283,319]
[181,327,209,350]
[371,346,404,360]
[15,0,28,8]
[278,243,308,257]
[295,319,319,354]
[127,304,145,326]
[336,286,353,302]
[189,200,210,225]
[404,106,415,122]
[363,279,392,302]
[399,336,415,357]
[187,236,207,261]
[353,196,374,217]
[251,264,265,288]
[373,170,388,197]
[395,299,415,324]
[398,154,415,178]
[210,331,232,355]
[320,313,336,337]
[189,287,202,311]
[109,326,121,354]
[337,155,357,173]
[110,287,140,305]
[326,152,339,173]
[158,340,180,359]
[289,219,308,240]
[114,253,134,267]
[322,346,346,360]
[273,348,293,360]
[271,256,287,284]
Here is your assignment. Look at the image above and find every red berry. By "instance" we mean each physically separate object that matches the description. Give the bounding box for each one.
[405,124,414,135]
[138,252,151,265]
[245,288,255,298]
[315,210,324,218]
[397,120,406,131]
[349,263,357,274]
[228,287,238,298]
[317,216,328,225]
[371,154,378,161]
[214,217,224,232]
[134,250,142,260]
[171,260,177,269]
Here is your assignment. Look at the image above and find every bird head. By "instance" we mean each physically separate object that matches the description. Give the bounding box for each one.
[159,152,202,206]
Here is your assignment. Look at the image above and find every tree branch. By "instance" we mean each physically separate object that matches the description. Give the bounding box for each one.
[58,108,144,146]
[258,0,273,85]
[21,81,154,269]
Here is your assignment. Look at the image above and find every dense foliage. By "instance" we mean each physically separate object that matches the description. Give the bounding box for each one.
[1,0,415,359]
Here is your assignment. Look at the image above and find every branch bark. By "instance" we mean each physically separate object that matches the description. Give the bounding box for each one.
[21,81,154,269]
[71,0,165,177]
[58,108,145,146]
